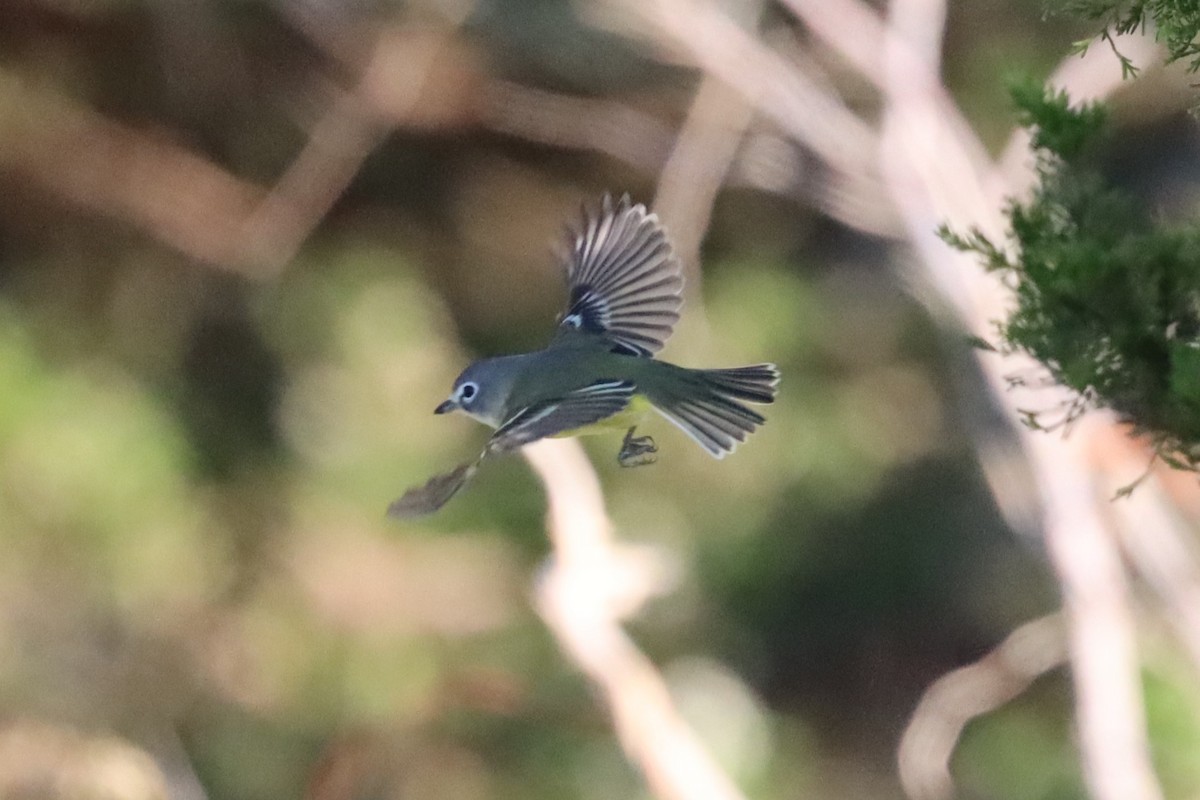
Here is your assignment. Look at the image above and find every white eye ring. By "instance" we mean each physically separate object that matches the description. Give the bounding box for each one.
[458,382,478,403]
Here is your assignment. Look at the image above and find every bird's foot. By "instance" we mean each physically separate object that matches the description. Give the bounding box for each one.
[618,426,658,467]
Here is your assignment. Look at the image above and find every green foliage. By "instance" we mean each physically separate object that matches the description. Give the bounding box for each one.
[945,81,1200,469]
[1061,0,1200,75]
[1008,81,1108,158]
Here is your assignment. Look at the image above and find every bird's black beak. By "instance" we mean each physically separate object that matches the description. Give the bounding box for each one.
[434,399,457,415]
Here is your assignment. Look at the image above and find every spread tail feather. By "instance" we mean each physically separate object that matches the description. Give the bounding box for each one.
[699,364,779,404]
[646,364,779,458]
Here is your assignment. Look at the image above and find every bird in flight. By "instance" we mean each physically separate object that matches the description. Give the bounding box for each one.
[389,194,779,518]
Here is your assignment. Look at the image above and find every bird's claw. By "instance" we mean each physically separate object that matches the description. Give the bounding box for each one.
[618,426,658,467]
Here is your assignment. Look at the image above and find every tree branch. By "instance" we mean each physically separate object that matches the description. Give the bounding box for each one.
[898,613,1066,800]
[524,438,747,800]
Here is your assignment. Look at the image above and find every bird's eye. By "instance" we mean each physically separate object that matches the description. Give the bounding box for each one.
[459,382,478,403]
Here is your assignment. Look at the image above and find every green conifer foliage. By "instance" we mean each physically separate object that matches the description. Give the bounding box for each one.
[1063,1,1200,76]
[944,83,1200,469]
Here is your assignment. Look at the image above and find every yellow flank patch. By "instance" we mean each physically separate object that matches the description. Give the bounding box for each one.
[552,393,652,438]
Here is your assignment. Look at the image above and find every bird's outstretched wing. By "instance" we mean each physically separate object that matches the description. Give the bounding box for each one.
[553,194,683,357]
[388,380,635,518]
[488,379,635,452]
[387,457,483,519]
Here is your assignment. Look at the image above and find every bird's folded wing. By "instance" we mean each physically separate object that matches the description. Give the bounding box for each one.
[553,194,683,357]
[488,379,635,452]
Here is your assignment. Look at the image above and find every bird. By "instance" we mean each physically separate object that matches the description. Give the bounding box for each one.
[388,193,779,518]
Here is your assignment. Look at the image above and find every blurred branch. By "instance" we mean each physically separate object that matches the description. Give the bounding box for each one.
[242,26,476,276]
[654,74,754,301]
[606,0,877,182]
[1028,418,1162,800]
[0,69,265,274]
[1094,430,1200,675]
[0,24,476,279]
[1117,489,1200,668]
[897,613,1066,800]
[482,80,675,174]
[486,77,903,237]
[782,0,1001,248]
[873,0,1162,797]
[2,15,889,281]
[0,720,171,800]
[238,77,386,277]
[524,438,747,800]
[589,0,1182,798]
[590,0,896,236]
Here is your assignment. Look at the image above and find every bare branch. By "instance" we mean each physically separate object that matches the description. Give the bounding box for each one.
[873,0,1163,796]
[0,69,265,275]
[592,0,880,195]
[654,74,754,306]
[1094,431,1200,676]
[1032,419,1164,800]
[898,613,1066,800]
[588,0,1177,798]
[524,438,747,800]
[238,84,386,277]
[1,24,479,280]
[482,80,675,174]
[241,27,473,276]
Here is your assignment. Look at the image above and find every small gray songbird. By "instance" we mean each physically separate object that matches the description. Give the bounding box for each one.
[389,194,779,518]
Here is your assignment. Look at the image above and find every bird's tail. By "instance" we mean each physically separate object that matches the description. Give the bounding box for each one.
[644,363,779,458]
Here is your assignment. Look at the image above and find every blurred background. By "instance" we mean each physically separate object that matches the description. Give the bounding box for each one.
[1,1,1199,799]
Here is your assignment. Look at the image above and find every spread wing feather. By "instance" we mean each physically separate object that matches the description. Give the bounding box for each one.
[555,194,683,357]
[387,458,483,519]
